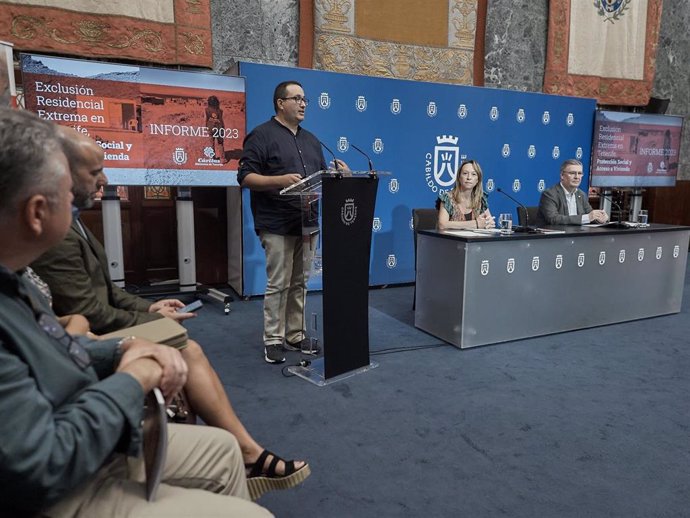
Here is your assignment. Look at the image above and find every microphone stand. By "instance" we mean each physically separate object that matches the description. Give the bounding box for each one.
[319,140,342,178]
[350,143,376,177]
[495,187,538,233]
[599,191,629,229]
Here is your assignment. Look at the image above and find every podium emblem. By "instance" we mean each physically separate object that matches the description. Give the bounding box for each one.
[457,104,468,119]
[387,254,397,269]
[538,179,545,192]
[390,98,401,114]
[577,253,585,268]
[356,95,367,112]
[485,178,495,192]
[480,260,489,276]
[427,102,437,117]
[489,106,499,121]
[512,179,521,192]
[337,136,349,152]
[531,256,540,271]
[501,143,511,158]
[340,198,357,226]
[619,249,626,263]
[576,147,583,159]
[173,147,187,165]
[433,135,460,188]
[528,145,536,159]
[507,258,515,274]
[599,251,606,265]
[673,245,680,258]
[516,108,525,123]
[388,178,399,193]
[566,112,574,126]
[372,217,382,232]
[319,92,331,109]
[373,138,384,154]
[542,111,550,124]
[552,146,560,159]
[638,248,644,261]
[555,254,563,269]
[656,246,662,259]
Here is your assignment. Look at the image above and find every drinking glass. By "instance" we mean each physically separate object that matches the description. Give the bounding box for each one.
[638,209,649,226]
[499,213,513,233]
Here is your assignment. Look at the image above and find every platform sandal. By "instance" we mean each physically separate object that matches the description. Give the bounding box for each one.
[245,449,311,500]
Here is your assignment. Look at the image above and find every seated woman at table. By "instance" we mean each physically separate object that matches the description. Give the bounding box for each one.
[438,159,495,230]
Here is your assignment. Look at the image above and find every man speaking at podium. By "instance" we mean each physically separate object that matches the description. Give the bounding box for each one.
[238,81,346,365]
[536,159,609,226]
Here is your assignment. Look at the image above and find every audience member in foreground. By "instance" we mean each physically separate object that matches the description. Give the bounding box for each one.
[0,108,272,517]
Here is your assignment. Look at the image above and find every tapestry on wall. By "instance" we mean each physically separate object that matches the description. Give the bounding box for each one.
[0,0,212,67]
[544,0,663,105]
[300,0,486,86]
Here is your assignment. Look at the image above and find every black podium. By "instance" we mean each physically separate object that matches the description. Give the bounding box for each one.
[283,170,383,385]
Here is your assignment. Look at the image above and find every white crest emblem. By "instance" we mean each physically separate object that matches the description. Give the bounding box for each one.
[356,95,367,112]
[576,147,583,159]
[489,106,499,121]
[388,178,399,193]
[502,143,511,158]
[173,147,187,165]
[566,113,574,126]
[542,111,550,124]
[555,254,563,269]
[485,178,495,192]
[599,251,606,265]
[507,258,515,274]
[673,245,680,258]
[660,160,666,170]
[647,162,654,173]
[619,249,626,263]
[531,256,540,271]
[638,248,644,261]
[427,102,437,117]
[387,254,397,269]
[528,145,536,159]
[538,179,546,192]
[337,136,349,152]
[656,246,662,260]
[372,217,382,232]
[319,92,331,109]
[373,138,384,154]
[512,179,521,193]
[552,146,560,159]
[457,104,468,119]
[480,260,489,276]
[390,98,401,114]
[340,198,357,226]
[433,135,460,188]
[516,108,525,123]
[577,253,585,268]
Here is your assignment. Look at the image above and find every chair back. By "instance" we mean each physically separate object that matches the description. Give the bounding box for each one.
[412,208,438,249]
[517,206,539,227]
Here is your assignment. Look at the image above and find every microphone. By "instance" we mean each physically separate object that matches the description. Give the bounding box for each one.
[495,187,537,233]
[599,191,629,228]
[319,140,340,171]
[350,143,375,172]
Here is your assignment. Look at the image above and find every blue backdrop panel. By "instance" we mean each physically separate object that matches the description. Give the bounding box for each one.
[239,62,596,296]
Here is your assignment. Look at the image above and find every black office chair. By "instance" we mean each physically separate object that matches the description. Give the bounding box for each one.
[412,208,438,310]
[517,206,539,227]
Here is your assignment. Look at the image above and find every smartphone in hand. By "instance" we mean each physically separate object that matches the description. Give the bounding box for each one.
[177,300,203,313]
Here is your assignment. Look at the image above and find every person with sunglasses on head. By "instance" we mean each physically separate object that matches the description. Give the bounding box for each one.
[536,158,609,226]
[238,81,348,364]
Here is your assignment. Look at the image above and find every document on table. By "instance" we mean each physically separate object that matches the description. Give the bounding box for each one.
[442,229,500,238]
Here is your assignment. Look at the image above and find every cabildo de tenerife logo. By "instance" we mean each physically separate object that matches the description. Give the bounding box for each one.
[552,146,560,159]
[390,98,401,115]
[501,144,511,158]
[372,217,382,232]
[356,95,367,112]
[173,147,187,165]
[319,92,330,110]
[457,104,468,119]
[372,138,384,154]
[387,254,397,269]
[542,111,550,125]
[516,108,525,123]
[427,101,437,117]
[337,136,349,152]
[340,198,357,226]
[388,178,399,193]
[489,106,499,121]
[425,135,462,193]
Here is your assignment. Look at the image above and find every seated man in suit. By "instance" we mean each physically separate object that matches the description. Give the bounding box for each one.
[536,159,609,226]
[31,126,310,500]
[0,107,271,517]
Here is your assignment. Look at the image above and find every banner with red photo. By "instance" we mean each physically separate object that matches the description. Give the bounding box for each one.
[21,53,245,186]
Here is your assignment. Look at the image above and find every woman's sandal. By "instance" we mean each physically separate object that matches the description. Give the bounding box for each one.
[245,449,311,501]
